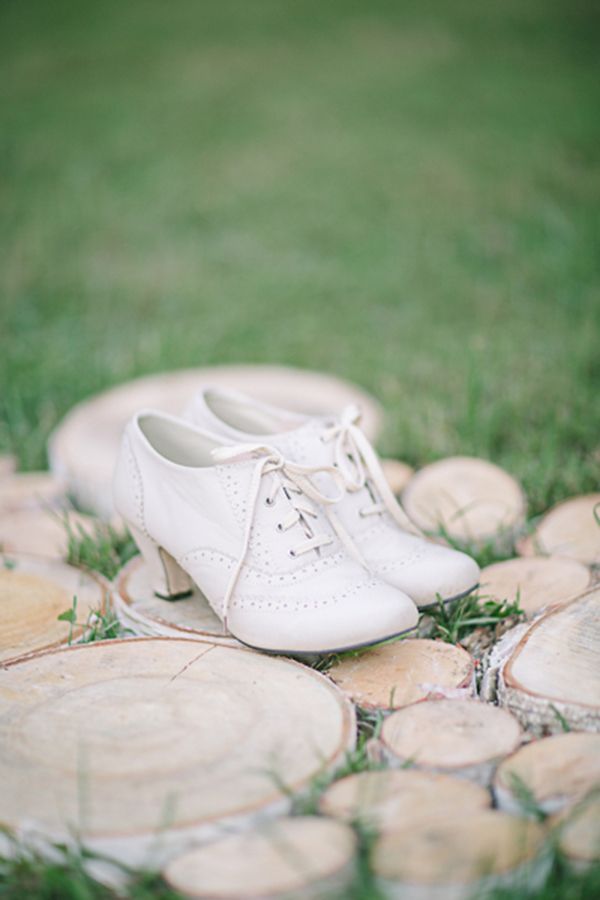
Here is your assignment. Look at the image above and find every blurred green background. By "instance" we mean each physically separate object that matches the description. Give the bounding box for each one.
[1,0,598,515]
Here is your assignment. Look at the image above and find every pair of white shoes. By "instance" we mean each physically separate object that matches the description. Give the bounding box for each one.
[113,388,480,655]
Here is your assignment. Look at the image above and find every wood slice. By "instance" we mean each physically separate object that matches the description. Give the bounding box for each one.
[0,455,16,479]
[0,554,107,663]
[318,769,490,831]
[380,699,522,785]
[494,732,600,816]
[115,556,240,647]
[497,588,600,734]
[0,472,67,513]
[0,638,355,867]
[0,508,98,559]
[517,494,600,566]
[402,456,526,550]
[480,557,591,619]
[380,459,415,496]
[48,366,383,519]
[328,639,474,710]
[555,795,600,867]
[163,816,357,900]
[372,811,546,900]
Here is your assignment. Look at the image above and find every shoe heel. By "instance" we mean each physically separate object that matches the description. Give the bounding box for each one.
[128,525,193,601]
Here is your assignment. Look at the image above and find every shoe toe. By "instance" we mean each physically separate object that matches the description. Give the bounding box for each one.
[402,546,480,609]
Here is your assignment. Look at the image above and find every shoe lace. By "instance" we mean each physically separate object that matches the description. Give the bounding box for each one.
[320,404,422,535]
[212,443,349,629]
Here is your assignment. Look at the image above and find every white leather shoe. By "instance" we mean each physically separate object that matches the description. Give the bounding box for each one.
[113,411,419,653]
[186,388,480,609]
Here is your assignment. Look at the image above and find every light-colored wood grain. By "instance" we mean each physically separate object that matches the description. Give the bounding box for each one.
[0,508,98,559]
[0,554,107,662]
[402,456,526,550]
[555,796,600,866]
[494,732,600,816]
[115,556,241,646]
[0,638,355,867]
[498,588,600,734]
[163,816,357,899]
[380,700,522,785]
[479,556,591,619]
[0,455,16,479]
[48,366,383,519]
[319,769,490,831]
[328,639,474,710]
[0,472,66,512]
[517,494,600,566]
[380,459,414,496]
[372,810,546,900]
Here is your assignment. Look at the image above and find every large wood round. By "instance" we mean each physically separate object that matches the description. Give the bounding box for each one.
[497,587,600,734]
[319,769,490,831]
[0,455,16,479]
[401,456,526,549]
[494,732,600,816]
[380,459,414,496]
[328,639,474,710]
[0,638,355,867]
[115,556,240,647]
[0,508,98,559]
[0,472,66,512]
[479,557,591,619]
[48,366,383,519]
[518,494,600,566]
[380,700,522,785]
[0,554,107,663]
[555,796,600,867]
[372,811,545,899]
[163,816,357,899]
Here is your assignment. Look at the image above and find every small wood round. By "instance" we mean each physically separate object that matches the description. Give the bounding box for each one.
[497,587,600,734]
[0,472,66,512]
[517,494,600,566]
[48,366,383,519]
[0,508,98,559]
[372,810,545,899]
[555,796,600,866]
[380,700,522,785]
[479,557,591,619]
[319,769,490,831]
[115,556,240,647]
[0,455,16,479]
[163,816,357,899]
[402,456,526,549]
[494,732,600,816]
[0,554,107,663]
[0,639,355,867]
[328,639,474,710]
[380,459,415,496]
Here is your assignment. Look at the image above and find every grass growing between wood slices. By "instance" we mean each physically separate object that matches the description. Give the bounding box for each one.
[64,518,138,581]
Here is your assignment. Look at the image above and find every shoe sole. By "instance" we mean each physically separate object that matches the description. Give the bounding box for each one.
[231,621,419,660]
[417,582,480,611]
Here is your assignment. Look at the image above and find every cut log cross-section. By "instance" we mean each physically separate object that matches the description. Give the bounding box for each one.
[163,817,357,900]
[517,493,600,566]
[497,587,600,734]
[479,556,591,619]
[328,639,475,710]
[380,699,522,785]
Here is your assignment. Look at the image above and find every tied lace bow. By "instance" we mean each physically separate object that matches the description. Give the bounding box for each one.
[211,443,347,629]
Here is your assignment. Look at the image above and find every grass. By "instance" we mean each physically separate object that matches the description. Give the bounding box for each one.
[64,516,138,580]
[1,0,599,516]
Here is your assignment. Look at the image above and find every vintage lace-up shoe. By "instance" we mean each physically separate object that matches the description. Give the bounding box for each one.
[113,410,419,653]
[186,388,480,609]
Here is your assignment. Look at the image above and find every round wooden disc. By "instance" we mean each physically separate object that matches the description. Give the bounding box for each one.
[0,508,98,559]
[518,494,600,566]
[401,456,526,547]
[328,639,474,710]
[372,810,545,890]
[380,459,415,496]
[498,587,600,733]
[319,769,490,831]
[0,455,16,479]
[115,556,240,647]
[0,472,66,513]
[494,732,600,816]
[380,700,522,783]
[163,816,357,899]
[556,796,600,865]
[48,366,383,519]
[0,639,355,866]
[480,557,591,619]
[0,554,107,663]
